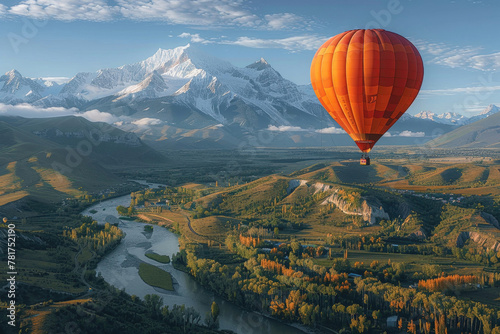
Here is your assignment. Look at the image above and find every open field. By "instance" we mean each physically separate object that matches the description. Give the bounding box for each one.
[22,298,93,334]
[189,216,241,242]
[0,190,29,206]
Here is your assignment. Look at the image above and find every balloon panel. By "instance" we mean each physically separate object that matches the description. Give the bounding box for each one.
[310,29,424,152]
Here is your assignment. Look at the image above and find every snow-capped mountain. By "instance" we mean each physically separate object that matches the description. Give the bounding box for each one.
[465,104,500,124]
[115,70,169,101]
[0,44,482,148]
[0,70,45,103]
[80,44,327,127]
[413,105,500,126]
[413,111,467,125]
[0,45,330,130]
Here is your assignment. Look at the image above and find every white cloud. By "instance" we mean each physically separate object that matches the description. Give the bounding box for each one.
[383,132,392,137]
[437,51,500,71]
[5,0,311,30]
[0,103,124,124]
[77,113,164,130]
[461,103,500,114]
[315,127,345,134]
[440,51,500,71]
[264,13,305,30]
[131,117,163,126]
[223,35,327,51]
[0,103,77,118]
[177,32,327,51]
[116,0,288,29]
[420,85,500,96]
[267,125,348,133]
[178,33,211,44]
[267,125,306,132]
[398,130,425,137]
[77,109,119,123]
[0,104,165,132]
[9,0,116,21]
[39,77,71,84]
[0,4,7,16]
[414,39,500,71]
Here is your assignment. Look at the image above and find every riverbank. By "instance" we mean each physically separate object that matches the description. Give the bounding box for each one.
[89,191,307,334]
[138,213,314,334]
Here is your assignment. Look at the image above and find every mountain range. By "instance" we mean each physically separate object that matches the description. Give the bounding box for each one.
[0,45,329,128]
[413,111,468,125]
[413,105,500,126]
[1,44,500,148]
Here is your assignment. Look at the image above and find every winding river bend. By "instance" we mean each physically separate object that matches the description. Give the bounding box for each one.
[82,187,305,334]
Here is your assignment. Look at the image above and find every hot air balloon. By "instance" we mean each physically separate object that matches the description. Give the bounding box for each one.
[310,29,424,165]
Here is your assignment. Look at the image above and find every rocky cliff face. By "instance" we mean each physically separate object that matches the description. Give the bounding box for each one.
[287,179,308,194]
[456,231,500,252]
[287,179,390,225]
[407,227,427,240]
[455,212,500,251]
[320,189,389,225]
[312,182,333,194]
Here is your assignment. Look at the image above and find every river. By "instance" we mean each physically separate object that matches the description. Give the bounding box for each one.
[82,185,306,334]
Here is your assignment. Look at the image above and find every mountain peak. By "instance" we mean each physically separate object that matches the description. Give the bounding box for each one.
[414,111,435,120]
[246,58,271,71]
[139,44,234,79]
[154,44,190,56]
[116,69,168,100]
[0,69,45,99]
[480,104,499,115]
[464,104,500,124]
[438,112,461,119]
[3,69,22,78]
[413,110,467,125]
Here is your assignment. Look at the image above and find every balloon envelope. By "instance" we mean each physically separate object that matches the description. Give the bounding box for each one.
[310,29,424,152]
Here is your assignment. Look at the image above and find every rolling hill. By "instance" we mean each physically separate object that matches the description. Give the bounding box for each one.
[0,116,166,211]
[185,157,500,252]
[0,115,167,167]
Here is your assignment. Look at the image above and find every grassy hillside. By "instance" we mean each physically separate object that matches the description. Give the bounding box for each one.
[173,155,500,251]
[0,115,168,167]
[0,116,167,210]
[0,148,122,207]
[428,111,500,148]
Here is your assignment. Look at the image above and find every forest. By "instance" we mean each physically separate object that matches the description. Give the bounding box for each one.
[172,232,500,333]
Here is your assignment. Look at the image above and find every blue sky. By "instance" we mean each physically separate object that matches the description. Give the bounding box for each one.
[1,0,500,116]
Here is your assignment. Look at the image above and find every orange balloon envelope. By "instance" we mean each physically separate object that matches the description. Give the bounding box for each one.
[310,29,424,153]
